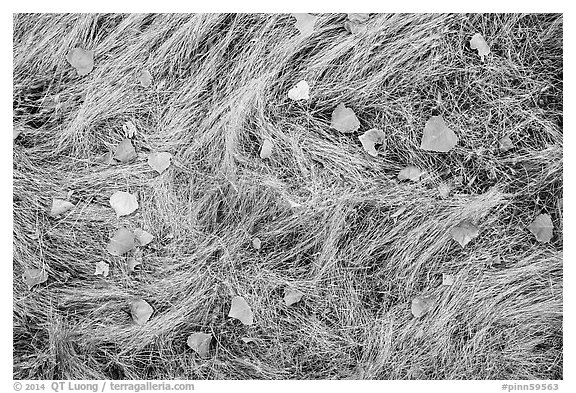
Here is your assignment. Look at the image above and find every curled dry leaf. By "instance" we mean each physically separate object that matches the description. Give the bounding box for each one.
[50,198,74,217]
[420,115,458,152]
[330,103,360,134]
[134,228,154,246]
[127,257,141,273]
[94,261,110,277]
[499,136,514,152]
[288,80,310,101]
[123,120,137,139]
[138,70,152,88]
[442,273,455,286]
[470,33,491,60]
[398,166,424,182]
[358,128,386,157]
[148,152,172,174]
[411,295,436,318]
[241,337,256,344]
[66,47,94,76]
[291,13,317,39]
[228,296,254,325]
[106,227,136,256]
[110,191,138,218]
[187,332,212,357]
[22,268,48,289]
[450,220,479,248]
[528,214,553,243]
[114,139,137,163]
[284,287,304,306]
[252,237,262,250]
[130,299,153,325]
[260,139,273,159]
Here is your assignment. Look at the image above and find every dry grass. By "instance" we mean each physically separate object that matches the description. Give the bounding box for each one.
[13,13,562,380]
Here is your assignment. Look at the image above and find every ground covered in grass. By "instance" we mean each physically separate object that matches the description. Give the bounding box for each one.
[13,13,563,380]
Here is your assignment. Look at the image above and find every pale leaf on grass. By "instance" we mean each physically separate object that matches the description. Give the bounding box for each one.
[127,257,141,273]
[470,33,491,60]
[442,273,455,286]
[291,13,317,39]
[411,295,436,318]
[94,261,109,277]
[241,337,257,344]
[96,151,115,165]
[288,80,310,101]
[260,139,273,159]
[438,183,451,198]
[187,332,212,357]
[123,120,137,139]
[50,198,74,217]
[66,47,94,76]
[450,220,479,248]
[528,214,553,243]
[358,129,386,157]
[252,237,262,250]
[106,227,136,256]
[499,136,514,152]
[228,296,253,325]
[130,299,153,325]
[284,288,303,306]
[398,166,424,182]
[420,115,458,152]
[110,191,138,218]
[114,139,137,163]
[138,70,152,88]
[134,228,154,246]
[22,268,48,289]
[347,13,370,22]
[148,152,172,174]
[330,103,360,134]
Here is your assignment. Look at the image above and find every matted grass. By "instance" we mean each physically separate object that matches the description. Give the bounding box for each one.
[13,13,562,380]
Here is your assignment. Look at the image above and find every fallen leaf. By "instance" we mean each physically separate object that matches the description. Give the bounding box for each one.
[420,115,458,152]
[252,237,262,250]
[114,139,137,163]
[50,198,74,217]
[330,103,360,133]
[284,288,303,306]
[66,47,94,76]
[411,295,436,318]
[130,299,153,325]
[13,127,22,140]
[358,128,386,157]
[344,21,368,34]
[148,152,172,174]
[288,80,310,101]
[138,70,152,88]
[260,139,273,159]
[470,33,490,60]
[22,268,48,289]
[347,13,370,22]
[127,257,141,272]
[450,220,479,248]
[94,261,109,277]
[123,120,137,139]
[96,151,115,165]
[398,166,424,182]
[187,332,212,357]
[228,296,253,325]
[134,228,153,246]
[110,191,138,218]
[499,136,514,152]
[241,337,256,343]
[528,214,553,243]
[438,183,451,198]
[291,13,317,39]
[106,227,136,256]
[442,273,454,286]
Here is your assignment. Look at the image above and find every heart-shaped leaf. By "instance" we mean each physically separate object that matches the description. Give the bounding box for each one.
[110,191,138,218]
[50,198,74,217]
[114,139,137,163]
[22,268,48,289]
[138,70,152,88]
[411,295,436,318]
[134,228,153,246]
[66,47,94,76]
[130,299,153,325]
[284,288,303,306]
[94,261,110,277]
[528,214,553,243]
[148,152,172,174]
[358,128,386,157]
[106,227,136,256]
[420,115,458,152]
[260,139,273,159]
[398,166,424,182]
[470,33,490,60]
[228,296,253,325]
[450,220,479,248]
[291,13,317,39]
[288,80,310,101]
[187,332,212,357]
[330,103,360,133]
